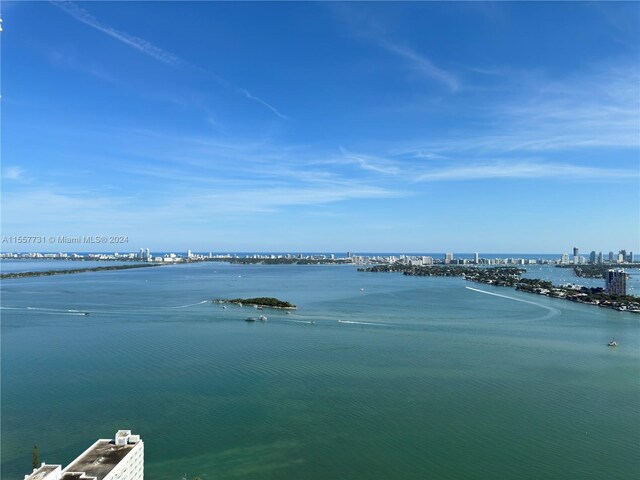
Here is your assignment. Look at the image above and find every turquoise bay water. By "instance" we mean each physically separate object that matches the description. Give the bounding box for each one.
[2,263,639,479]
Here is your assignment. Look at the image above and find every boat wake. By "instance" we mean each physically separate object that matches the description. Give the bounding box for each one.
[26,306,77,312]
[165,300,208,309]
[3,306,89,316]
[338,320,390,327]
[465,286,561,320]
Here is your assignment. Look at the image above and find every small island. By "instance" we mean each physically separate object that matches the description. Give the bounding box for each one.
[213,297,297,309]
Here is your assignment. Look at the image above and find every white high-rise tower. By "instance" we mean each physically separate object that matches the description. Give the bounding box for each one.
[25,430,144,480]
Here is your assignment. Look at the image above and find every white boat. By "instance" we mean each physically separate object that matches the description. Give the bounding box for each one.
[607,339,618,347]
[259,314,268,322]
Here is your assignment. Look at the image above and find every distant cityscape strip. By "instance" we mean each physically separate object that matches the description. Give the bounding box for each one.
[1,246,636,266]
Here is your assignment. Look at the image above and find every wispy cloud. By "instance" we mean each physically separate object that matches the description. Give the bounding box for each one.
[377,39,459,92]
[191,184,400,214]
[331,4,459,92]
[51,1,180,66]
[413,161,637,182]
[336,144,636,183]
[396,64,640,155]
[340,147,400,175]
[51,1,287,119]
[241,89,289,121]
[3,166,25,181]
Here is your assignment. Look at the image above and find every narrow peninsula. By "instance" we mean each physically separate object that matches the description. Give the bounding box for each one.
[0,263,161,279]
[359,264,640,313]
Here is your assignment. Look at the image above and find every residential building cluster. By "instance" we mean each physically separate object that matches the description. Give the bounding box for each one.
[564,246,635,266]
[1,247,636,267]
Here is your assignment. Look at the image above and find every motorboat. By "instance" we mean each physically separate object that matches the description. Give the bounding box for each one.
[245,317,257,322]
[259,314,268,322]
[607,339,618,347]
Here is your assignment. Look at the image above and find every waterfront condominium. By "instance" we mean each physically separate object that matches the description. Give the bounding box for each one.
[605,269,627,296]
[25,430,143,480]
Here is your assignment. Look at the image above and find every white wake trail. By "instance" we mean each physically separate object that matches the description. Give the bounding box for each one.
[465,286,560,320]
[166,300,208,309]
[338,320,390,327]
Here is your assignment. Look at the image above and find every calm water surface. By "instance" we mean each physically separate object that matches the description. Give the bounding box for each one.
[2,263,639,479]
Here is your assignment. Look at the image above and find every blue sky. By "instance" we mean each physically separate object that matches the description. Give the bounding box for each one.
[2,1,639,253]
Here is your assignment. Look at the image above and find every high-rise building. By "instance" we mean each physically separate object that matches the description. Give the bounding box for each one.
[605,269,627,296]
[474,252,479,264]
[589,251,596,264]
[628,252,634,263]
[597,252,603,264]
[444,253,453,264]
[139,248,144,260]
[25,430,143,480]
[145,248,151,261]
[561,253,569,264]
[609,251,614,262]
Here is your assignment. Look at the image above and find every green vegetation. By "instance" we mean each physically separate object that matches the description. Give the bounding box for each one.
[214,297,297,309]
[361,264,640,313]
[32,445,39,470]
[573,264,612,278]
[361,264,525,286]
[0,263,161,280]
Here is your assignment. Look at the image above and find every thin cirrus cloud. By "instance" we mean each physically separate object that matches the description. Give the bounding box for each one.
[395,63,640,157]
[2,181,403,230]
[241,89,289,121]
[50,1,180,66]
[2,166,26,181]
[413,162,636,183]
[330,3,459,92]
[339,147,401,175]
[50,1,287,120]
[377,39,460,92]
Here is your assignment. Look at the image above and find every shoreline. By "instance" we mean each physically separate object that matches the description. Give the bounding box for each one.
[0,263,162,279]
[361,264,640,314]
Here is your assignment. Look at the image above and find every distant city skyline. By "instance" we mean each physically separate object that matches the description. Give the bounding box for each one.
[2,2,639,252]
[2,247,638,262]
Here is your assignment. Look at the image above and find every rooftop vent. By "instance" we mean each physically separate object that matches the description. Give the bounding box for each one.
[115,430,131,446]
